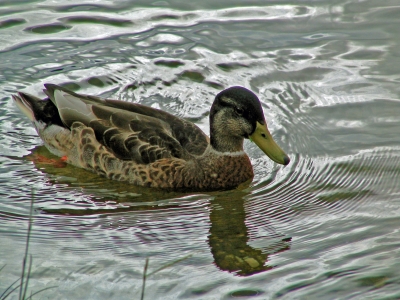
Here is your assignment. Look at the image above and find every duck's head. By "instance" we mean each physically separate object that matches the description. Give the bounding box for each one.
[210,86,290,165]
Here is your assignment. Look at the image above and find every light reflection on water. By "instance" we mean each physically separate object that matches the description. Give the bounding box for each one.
[1,0,400,299]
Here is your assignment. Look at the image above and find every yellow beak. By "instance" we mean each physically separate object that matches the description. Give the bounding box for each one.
[250,122,290,165]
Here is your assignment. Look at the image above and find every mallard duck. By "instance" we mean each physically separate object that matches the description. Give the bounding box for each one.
[13,84,289,191]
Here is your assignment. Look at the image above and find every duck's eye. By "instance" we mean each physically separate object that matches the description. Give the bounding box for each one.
[234,107,244,116]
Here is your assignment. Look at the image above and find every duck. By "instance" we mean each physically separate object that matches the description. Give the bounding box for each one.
[13,84,290,192]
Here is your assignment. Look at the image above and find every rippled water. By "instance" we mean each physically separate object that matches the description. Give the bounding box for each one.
[1,0,400,299]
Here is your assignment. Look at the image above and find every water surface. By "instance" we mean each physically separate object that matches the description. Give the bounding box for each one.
[1,0,400,299]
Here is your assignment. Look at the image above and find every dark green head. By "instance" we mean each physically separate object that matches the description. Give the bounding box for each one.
[210,86,290,165]
[211,86,264,137]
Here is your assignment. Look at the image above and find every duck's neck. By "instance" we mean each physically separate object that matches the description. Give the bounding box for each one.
[210,126,245,153]
[209,105,247,153]
[205,145,246,157]
[210,131,243,153]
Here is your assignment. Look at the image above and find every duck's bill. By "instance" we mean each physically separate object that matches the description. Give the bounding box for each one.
[250,122,290,165]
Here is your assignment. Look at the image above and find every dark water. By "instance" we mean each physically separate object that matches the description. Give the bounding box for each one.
[1,1,400,299]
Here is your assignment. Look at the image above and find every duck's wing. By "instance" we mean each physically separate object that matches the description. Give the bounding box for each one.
[44,84,209,164]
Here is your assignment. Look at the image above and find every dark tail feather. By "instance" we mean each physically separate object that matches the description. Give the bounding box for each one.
[12,92,64,127]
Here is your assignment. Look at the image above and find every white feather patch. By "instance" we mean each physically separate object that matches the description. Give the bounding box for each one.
[205,145,246,157]
[54,90,96,124]
[13,95,35,122]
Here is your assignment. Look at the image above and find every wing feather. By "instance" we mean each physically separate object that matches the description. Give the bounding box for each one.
[44,84,209,164]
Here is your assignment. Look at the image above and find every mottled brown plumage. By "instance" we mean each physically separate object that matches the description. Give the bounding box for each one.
[13,84,290,191]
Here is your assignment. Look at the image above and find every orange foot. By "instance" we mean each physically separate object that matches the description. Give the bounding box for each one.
[27,153,68,168]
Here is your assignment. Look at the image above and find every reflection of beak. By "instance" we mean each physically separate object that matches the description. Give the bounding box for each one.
[250,122,290,165]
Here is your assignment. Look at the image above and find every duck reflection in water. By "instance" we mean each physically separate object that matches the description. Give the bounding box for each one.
[25,145,291,276]
[209,192,291,276]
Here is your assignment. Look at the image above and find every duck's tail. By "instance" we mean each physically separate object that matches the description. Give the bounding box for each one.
[12,93,36,122]
[12,92,64,128]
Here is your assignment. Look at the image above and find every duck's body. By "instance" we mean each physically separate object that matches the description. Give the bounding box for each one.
[13,84,289,191]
